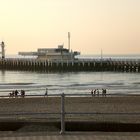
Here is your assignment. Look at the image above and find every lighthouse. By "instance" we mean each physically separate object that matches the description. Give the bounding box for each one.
[1,41,5,59]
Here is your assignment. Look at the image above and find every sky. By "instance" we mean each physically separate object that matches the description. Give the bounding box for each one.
[0,0,140,55]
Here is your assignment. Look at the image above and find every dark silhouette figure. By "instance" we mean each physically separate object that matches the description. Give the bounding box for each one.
[97,89,99,96]
[21,90,25,98]
[14,90,19,97]
[44,88,48,97]
[9,92,14,98]
[93,89,96,96]
[91,90,93,96]
[102,89,107,97]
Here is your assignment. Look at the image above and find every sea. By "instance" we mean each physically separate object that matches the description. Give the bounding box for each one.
[0,54,140,96]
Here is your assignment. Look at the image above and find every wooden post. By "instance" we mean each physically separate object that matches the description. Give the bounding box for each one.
[60,93,65,134]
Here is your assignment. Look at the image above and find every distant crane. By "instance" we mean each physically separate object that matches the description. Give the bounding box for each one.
[0,41,5,59]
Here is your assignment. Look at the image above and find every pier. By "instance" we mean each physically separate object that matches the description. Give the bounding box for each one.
[0,58,140,72]
[0,39,139,72]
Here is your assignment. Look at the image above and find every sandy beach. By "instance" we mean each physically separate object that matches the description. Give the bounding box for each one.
[0,96,140,123]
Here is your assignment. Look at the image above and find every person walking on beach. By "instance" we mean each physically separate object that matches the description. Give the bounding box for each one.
[102,88,107,97]
[91,90,93,96]
[93,89,96,96]
[97,89,99,96]
[44,88,48,97]
[104,89,107,97]
[14,90,19,97]
[9,92,13,98]
[21,90,25,98]
[102,89,104,96]
[12,91,15,97]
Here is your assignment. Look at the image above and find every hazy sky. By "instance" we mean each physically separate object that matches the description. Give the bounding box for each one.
[0,0,140,55]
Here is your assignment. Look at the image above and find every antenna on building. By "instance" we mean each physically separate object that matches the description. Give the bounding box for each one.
[101,49,103,67]
[101,49,103,60]
[68,32,70,51]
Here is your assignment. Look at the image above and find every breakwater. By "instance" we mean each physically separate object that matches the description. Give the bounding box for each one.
[0,58,140,72]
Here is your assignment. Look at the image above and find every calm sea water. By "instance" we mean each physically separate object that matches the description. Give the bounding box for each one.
[0,54,140,96]
[0,71,140,96]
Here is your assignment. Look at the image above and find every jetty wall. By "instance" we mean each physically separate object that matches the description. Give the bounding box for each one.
[0,58,140,72]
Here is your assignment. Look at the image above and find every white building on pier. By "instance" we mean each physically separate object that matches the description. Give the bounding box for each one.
[19,45,80,61]
[19,32,80,61]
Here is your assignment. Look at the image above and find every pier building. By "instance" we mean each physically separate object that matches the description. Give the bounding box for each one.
[18,45,80,61]
[18,32,80,61]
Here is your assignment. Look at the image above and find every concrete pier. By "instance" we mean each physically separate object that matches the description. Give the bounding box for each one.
[0,58,140,72]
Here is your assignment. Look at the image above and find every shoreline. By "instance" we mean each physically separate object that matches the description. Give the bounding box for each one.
[1,93,140,98]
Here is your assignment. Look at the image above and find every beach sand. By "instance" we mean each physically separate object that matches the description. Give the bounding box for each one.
[0,96,140,123]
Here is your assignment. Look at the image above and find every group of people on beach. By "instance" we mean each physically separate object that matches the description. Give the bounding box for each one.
[91,88,107,97]
[9,90,25,98]
[8,88,106,98]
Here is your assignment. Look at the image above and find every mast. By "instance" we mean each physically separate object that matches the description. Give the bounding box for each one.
[101,49,103,67]
[68,32,70,52]
[101,49,103,60]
